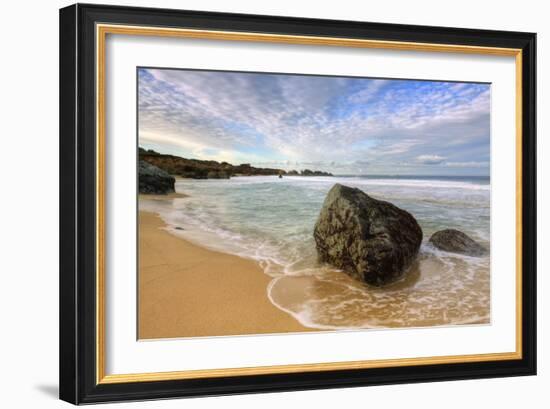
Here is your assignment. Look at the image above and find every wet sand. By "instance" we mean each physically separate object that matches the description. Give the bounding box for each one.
[139,192,188,200]
[138,211,312,339]
[269,255,490,330]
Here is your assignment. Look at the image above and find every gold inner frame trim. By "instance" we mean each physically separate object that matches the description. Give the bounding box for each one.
[96,23,523,385]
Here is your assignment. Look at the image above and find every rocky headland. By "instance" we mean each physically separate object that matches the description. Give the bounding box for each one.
[139,147,333,179]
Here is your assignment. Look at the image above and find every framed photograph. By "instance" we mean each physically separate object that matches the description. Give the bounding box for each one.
[59,3,536,404]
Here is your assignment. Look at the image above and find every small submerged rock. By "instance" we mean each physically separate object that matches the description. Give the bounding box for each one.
[429,229,487,256]
[313,183,423,286]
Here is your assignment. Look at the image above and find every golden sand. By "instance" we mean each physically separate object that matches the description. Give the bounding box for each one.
[138,211,312,339]
[138,192,188,200]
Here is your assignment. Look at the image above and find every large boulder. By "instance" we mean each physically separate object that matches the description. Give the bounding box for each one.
[429,229,487,256]
[139,160,175,194]
[314,184,423,286]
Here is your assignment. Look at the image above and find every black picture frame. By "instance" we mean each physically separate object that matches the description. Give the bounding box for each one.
[59,3,536,405]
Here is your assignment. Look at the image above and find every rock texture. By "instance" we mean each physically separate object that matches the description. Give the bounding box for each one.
[429,229,487,256]
[314,184,423,286]
[207,170,230,179]
[139,160,175,194]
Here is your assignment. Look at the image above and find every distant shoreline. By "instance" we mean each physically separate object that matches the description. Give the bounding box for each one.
[139,147,333,179]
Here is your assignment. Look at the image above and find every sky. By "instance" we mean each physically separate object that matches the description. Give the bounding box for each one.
[138,68,490,176]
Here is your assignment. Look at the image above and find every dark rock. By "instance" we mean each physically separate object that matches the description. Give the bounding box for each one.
[175,227,184,231]
[300,169,333,176]
[139,160,175,194]
[313,184,423,286]
[180,169,208,179]
[429,229,487,256]
[207,170,230,179]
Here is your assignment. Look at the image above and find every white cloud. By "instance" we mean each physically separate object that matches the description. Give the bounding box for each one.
[446,161,489,168]
[416,154,446,165]
[347,79,389,104]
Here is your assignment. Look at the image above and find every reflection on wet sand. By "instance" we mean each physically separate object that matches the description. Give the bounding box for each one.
[269,250,489,330]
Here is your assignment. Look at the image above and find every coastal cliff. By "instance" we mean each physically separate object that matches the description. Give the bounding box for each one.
[139,147,333,179]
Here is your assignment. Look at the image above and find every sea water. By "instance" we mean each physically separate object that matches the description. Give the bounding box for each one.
[140,175,490,330]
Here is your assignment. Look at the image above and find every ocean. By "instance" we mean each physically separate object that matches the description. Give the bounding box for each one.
[139,175,490,330]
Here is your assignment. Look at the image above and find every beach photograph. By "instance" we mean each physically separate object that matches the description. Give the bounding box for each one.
[137,67,491,340]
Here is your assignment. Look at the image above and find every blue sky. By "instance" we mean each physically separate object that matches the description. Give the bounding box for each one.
[138,68,490,176]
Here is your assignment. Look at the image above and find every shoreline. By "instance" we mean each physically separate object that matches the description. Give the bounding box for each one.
[138,192,188,200]
[139,210,313,339]
[139,176,490,333]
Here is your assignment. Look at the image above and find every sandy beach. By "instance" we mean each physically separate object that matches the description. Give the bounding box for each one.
[138,210,312,339]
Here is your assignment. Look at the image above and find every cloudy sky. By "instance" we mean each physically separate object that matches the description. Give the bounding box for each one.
[138,68,490,176]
